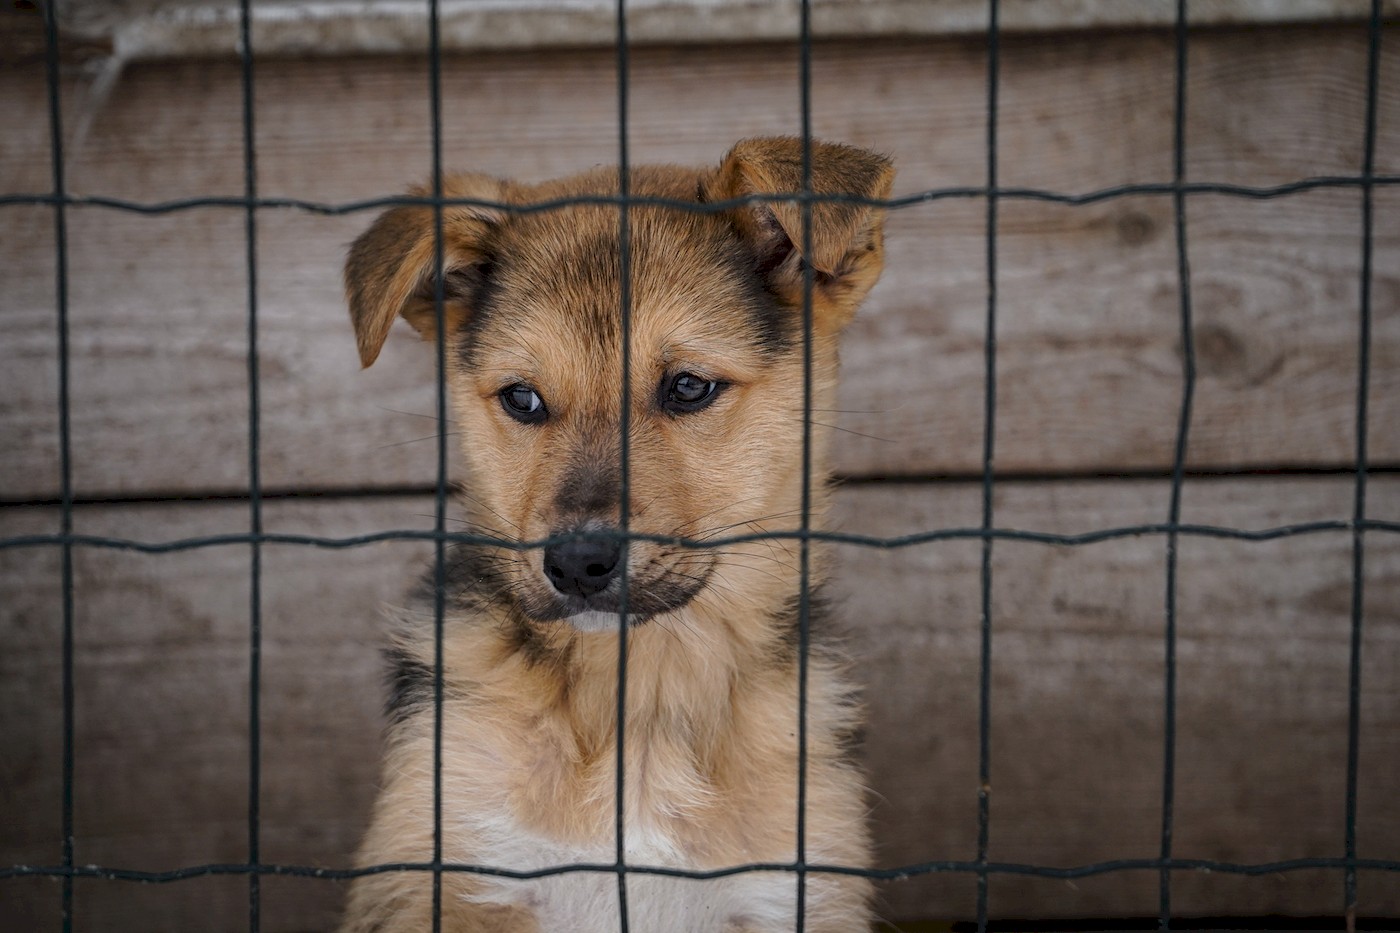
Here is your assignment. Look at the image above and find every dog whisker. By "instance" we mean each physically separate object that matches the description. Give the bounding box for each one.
[435,515,516,539]
[374,430,464,451]
[377,405,458,423]
[691,511,807,543]
[700,558,794,589]
[794,406,904,415]
[801,418,896,443]
[669,495,777,535]
[652,607,706,644]
[458,493,524,534]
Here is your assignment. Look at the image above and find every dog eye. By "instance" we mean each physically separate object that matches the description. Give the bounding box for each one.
[499,383,547,423]
[661,372,723,414]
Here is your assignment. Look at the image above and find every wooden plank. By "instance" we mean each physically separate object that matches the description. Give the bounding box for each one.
[2,477,1395,927]
[835,477,1400,920]
[0,499,429,931]
[2,29,1397,498]
[52,0,1398,62]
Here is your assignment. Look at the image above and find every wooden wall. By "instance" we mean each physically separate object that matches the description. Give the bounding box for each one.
[3,22,1398,930]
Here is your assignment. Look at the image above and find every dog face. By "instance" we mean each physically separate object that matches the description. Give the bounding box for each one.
[347,138,893,633]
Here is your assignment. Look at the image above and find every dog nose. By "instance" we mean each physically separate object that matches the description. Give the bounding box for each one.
[544,533,622,598]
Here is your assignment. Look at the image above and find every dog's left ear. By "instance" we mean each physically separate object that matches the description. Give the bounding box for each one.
[706,137,895,332]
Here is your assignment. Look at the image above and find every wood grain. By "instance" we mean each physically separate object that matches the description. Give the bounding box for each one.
[48,0,1399,62]
[2,478,1395,926]
[836,477,1400,920]
[2,28,1396,499]
[0,499,424,931]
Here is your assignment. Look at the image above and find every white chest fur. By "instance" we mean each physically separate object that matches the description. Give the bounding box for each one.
[438,710,812,933]
[460,817,799,933]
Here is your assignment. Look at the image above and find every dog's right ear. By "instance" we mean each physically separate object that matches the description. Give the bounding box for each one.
[344,175,507,368]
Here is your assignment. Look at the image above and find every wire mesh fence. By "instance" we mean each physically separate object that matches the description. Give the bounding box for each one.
[2,0,1399,931]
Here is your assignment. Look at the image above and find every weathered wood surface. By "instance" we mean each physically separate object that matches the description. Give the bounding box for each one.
[3,478,1396,927]
[45,0,1400,62]
[3,27,1397,499]
[0,499,415,931]
[842,477,1400,920]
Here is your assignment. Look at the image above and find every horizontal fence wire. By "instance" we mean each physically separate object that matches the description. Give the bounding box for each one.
[4,468,1399,511]
[6,0,1397,928]
[4,857,1400,884]
[2,522,1399,554]
[4,176,1400,214]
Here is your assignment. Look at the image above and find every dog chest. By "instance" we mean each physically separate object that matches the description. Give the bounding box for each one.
[443,716,806,931]
[461,815,800,932]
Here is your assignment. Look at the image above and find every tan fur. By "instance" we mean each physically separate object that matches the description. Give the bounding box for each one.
[340,138,894,932]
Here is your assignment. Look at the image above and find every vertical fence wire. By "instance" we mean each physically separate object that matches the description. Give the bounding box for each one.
[613,0,634,929]
[236,0,263,929]
[1159,1,1195,928]
[976,1,1000,930]
[426,0,449,926]
[41,1,75,929]
[795,0,815,929]
[1345,3,1382,929]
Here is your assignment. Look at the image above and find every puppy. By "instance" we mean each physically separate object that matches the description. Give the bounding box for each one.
[340,137,894,933]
